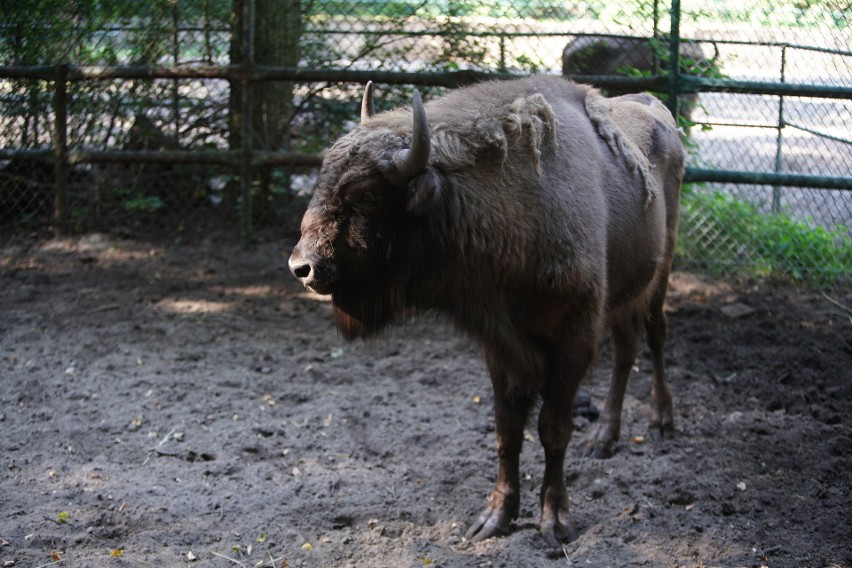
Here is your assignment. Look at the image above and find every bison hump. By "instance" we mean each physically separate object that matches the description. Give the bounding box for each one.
[584,89,677,208]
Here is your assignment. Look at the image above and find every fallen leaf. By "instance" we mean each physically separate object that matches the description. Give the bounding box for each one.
[631,436,645,444]
[57,511,70,524]
[110,549,124,557]
[721,302,755,319]
[51,552,61,561]
[301,542,314,551]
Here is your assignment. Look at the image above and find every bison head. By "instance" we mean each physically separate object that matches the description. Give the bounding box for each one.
[289,83,442,339]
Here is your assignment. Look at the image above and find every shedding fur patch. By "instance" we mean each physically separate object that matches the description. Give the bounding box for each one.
[429,93,558,177]
[503,93,558,176]
[584,88,676,208]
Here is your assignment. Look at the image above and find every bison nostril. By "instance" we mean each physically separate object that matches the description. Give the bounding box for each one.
[288,248,314,282]
[292,263,312,280]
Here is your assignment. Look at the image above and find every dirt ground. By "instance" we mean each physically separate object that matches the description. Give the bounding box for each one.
[1,232,850,568]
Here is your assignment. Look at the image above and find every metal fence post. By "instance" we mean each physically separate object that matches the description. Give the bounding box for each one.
[241,0,255,246]
[667,0,681,121]
[773,45,788,213]
[53,64,69,234]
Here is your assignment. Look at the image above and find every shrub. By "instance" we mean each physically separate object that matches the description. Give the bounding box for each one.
[677,184,852,285]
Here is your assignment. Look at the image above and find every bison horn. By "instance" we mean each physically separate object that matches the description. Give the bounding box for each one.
[361,81,375,124]
[393,89,431,177]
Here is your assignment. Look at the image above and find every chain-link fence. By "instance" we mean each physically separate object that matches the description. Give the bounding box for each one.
[1,1,850,283]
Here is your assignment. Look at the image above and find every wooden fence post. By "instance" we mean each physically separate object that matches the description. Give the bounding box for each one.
[53,64,69,234]
[240,0,255,246]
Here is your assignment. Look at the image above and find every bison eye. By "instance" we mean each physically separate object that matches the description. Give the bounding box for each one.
[357,191,379,206]
[343,179,389,211]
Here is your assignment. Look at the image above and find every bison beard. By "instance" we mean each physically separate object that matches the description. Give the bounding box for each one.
[331,228,411,341]
[331,277,401,341]
[289,76,684,547]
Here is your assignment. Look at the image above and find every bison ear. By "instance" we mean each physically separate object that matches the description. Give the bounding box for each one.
[406,166,443,216]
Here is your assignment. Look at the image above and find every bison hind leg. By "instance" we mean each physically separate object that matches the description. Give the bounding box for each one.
[587,277,676,458]
[646,279,675,440]
[586,308,645,459]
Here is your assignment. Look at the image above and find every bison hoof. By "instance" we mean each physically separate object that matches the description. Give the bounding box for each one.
[465,507,513,542]
[585,423,618,459]
[586,442,615,459]
[540,512,576,547]
[573,389,600,421]
[649,421,675,442]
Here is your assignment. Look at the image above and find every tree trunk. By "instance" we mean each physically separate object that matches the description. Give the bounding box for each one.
[228,0,301,224]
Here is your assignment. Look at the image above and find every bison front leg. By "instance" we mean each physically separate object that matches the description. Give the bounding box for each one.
[537,342,592,546]
[466,363,534,542]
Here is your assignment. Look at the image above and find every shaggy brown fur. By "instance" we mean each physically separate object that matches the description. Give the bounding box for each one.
[289,75,685,546]
[584,87,677,207]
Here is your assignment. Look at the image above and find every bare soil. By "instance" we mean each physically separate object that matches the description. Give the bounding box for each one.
[1,233,850,568]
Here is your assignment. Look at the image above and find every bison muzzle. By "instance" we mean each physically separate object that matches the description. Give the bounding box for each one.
[289,76,684,546]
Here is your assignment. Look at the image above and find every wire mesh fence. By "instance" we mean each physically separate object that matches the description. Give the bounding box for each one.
[1,0,850,284]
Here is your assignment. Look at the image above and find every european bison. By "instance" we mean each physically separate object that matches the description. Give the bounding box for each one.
[562,35,719,123]
[289,76,684,545]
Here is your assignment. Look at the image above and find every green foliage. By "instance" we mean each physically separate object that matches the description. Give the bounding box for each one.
[113,187,166,213]
[0,0,232,65]
[310,1,422,18]
[678,185,852,285]
[487,0,570,20]
[686,0,849,28]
